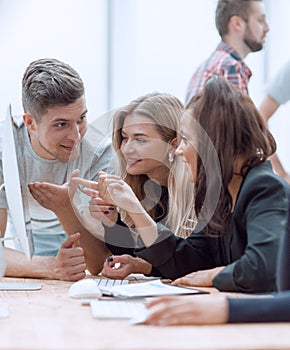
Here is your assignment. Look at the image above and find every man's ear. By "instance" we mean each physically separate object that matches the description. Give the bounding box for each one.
[169,137,178,150]
[228,15,246,34]
[23,113,37,131]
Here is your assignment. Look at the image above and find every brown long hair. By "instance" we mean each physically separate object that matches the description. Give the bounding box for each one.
[186,76,276,233]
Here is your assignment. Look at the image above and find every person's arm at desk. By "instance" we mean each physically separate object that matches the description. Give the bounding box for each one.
[1,201,87,281]
[3,233,86,281]
[144,292,290,326]
[228,292,290,323]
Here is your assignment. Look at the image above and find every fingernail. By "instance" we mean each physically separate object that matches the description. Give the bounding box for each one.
[104,211,109,215]
[78,184,85,192]
[106,256,114,262]
[108,206,115,211]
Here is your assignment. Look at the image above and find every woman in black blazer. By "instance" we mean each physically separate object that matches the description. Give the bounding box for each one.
[101,77,288,294]
[145,191,290,325]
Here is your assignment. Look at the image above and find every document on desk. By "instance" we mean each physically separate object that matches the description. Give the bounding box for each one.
[100,279,207,298]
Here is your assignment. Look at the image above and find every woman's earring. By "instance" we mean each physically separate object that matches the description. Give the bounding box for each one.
[168,152,174,164]
[256,148,264,160]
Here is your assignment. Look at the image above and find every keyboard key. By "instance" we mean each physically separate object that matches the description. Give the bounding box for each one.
[93,278,129,288]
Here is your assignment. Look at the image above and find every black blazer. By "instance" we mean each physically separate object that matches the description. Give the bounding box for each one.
[228,189,290,323]
[137,161,288,293]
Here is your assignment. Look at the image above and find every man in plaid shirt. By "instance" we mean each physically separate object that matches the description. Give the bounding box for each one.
[185,0,269,104]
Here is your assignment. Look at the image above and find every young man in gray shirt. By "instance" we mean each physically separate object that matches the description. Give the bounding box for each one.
[0,58,112,281]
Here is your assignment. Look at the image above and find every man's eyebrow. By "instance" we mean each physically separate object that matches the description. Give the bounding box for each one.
[50,110,88,123]
[50,118,68,123]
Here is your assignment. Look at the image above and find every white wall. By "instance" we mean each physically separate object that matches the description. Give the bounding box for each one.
[110,0,219,108]
[0,0,108,121]
[110,0,268,109]
[262,0,290,172]
[108,0,289,171]
[0,0,289,170]
[0,0,268,115]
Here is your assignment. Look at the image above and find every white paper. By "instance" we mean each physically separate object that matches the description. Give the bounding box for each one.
[126,273,161,281]
[100,279,205,298]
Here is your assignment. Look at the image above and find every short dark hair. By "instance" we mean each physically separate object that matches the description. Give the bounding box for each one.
[215,0,262,37]
[22,58,84,121]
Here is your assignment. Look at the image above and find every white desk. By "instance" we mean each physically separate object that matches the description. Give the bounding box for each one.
[0,277,290,350]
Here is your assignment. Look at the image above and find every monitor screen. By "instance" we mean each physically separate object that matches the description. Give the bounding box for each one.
[2,105,34,259]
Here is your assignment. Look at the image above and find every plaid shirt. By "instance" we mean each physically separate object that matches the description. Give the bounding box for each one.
[185,41,252,103]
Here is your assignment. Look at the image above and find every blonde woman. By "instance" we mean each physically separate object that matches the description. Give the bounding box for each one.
[75,93,195,266]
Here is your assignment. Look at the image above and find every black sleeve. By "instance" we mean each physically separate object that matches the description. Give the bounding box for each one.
[104,215,136,256]
[136,223,216,280]
[228,291,290,323]
[277,190,290,291]
[213,173,288,292]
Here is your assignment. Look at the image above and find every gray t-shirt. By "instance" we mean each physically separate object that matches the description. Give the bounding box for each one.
[266,61,290,105]
[0,116,114,256]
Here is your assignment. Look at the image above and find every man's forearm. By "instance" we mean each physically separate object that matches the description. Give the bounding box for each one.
[4,247,56,279]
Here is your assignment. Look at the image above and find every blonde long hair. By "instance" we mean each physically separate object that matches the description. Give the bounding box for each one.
[112,92,195,238]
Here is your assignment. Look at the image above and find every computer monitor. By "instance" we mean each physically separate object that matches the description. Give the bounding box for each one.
[2,105,34,259]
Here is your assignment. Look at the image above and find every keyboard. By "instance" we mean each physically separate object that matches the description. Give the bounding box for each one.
[94,278,129,288]
[80,278,129,304]
[90,300,147,320]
